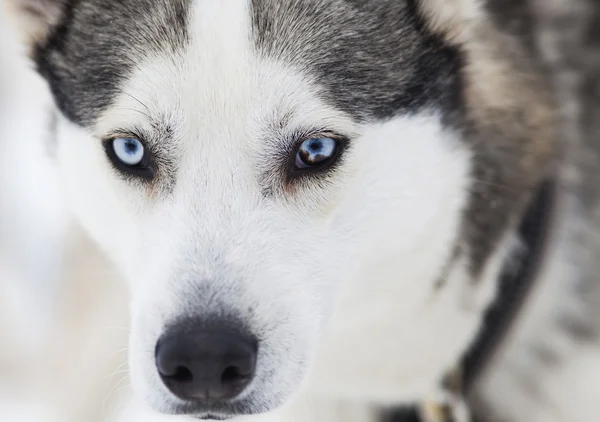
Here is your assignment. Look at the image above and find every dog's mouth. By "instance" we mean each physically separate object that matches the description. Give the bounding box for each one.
[195,414,233,421]
[165,395,271,420]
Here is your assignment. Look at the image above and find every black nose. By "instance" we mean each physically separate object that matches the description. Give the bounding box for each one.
[155,322,257,402]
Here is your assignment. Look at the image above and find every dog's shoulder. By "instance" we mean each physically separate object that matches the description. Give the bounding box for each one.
[470,1,600,420]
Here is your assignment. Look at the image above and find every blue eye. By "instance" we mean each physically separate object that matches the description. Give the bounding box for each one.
[104,136,155,180]
[295,137,338,169]
[112,137,145,166]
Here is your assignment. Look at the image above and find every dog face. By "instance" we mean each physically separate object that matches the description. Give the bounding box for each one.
[6,0,555,418]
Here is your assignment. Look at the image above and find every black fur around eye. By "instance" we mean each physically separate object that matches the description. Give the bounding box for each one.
[103,136,156,180]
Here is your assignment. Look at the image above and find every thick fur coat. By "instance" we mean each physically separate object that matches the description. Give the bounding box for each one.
[0,1,599,421]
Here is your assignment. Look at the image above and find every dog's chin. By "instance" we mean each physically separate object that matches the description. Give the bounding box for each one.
[177,408,269,421]
[156,394,277,421]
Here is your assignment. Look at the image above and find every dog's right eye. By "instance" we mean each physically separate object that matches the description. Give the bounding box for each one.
[104,136,156,180]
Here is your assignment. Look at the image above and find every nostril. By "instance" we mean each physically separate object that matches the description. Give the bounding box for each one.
[221,365,246,385]
[171,366,193,383]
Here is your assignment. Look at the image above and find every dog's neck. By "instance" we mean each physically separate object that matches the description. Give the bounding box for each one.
[300,178,557,411]
[461,178,557,397]
[377,178,559,422]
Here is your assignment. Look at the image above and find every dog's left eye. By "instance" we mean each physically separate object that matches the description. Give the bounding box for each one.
[113,137,144,165]
[104,136,155,180]
[295,137,339,169]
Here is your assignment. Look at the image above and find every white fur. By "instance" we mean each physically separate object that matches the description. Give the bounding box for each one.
[10,0,584,421]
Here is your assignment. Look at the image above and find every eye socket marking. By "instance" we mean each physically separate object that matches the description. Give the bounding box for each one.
[102,130,347,185]
[103,135,156,180]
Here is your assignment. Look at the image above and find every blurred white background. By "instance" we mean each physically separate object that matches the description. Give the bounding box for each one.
[0,6,132,421]
[0,0,66,351]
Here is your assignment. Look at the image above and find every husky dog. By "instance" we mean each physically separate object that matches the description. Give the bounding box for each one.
[3,0,600,421]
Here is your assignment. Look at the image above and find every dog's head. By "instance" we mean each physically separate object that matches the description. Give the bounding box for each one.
[6,0,555,418]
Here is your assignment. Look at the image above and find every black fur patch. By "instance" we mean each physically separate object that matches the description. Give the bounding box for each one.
[34,0,191,125]
[251,0,462,122]
[381,407,422,422]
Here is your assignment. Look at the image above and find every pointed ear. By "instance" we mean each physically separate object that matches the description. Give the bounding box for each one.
[3,0,69,50]
[416,0,483,44]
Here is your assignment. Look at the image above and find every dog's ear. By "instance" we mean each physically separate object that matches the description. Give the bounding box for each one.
[416,0,483,44]
[3,0,69,51]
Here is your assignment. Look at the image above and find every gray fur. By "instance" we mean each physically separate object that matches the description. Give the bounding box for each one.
[469,0,600,419]
[251,0,556,276]
[34,0,191,125]
[27,0,556,276]
[251,0,461,121]
[454,22,557,278]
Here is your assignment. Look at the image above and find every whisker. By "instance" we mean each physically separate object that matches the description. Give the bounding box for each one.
[101,360,130,408]
[123,92,152,114]
[103,347,130,362]
[102,376,131,415]
[100,369,130,381]
[113,106,153,121]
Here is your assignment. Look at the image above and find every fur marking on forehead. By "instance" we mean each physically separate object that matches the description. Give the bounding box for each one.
[251,0,462,121]
[34,0,192,125]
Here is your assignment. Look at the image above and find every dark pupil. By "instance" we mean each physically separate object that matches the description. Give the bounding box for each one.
[300,139,330,165]
[309,140,322,152]
[124,140,137,154]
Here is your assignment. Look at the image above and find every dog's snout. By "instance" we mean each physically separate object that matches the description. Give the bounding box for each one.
[155,321,257,403]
